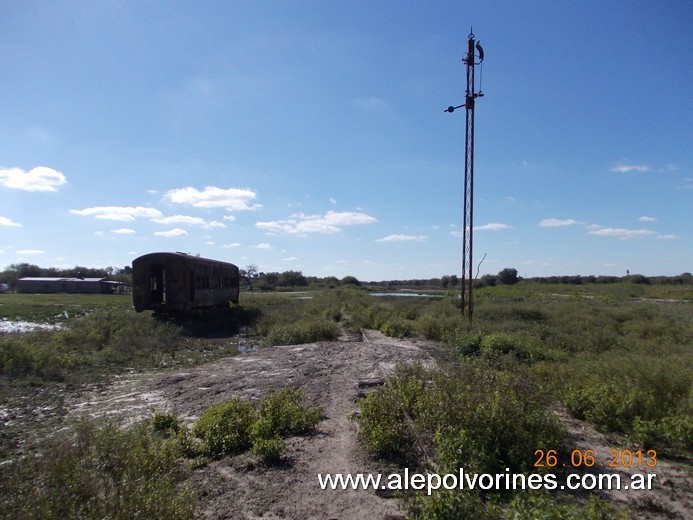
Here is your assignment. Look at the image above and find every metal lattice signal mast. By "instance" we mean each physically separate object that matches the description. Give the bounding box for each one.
[445,30,484,319]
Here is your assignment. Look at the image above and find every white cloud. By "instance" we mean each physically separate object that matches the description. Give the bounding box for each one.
[154,228,187,237]
[153,215,206,225]
[0,166,67,192]
[223,242,241,248]
[0,216,21,227]
[256,210,377,235]
[449,222,512,238]
[111,228,136,234]
[474,222,512,231]
[152,214,227,228]
[254,243,272,249]
[223,215,236,221]
[655,234,679,240]
[17,249,45,255]
[539,218,579,228]
[638,216,657,222]
[329,197,337,204]
[611,164,650,173]
[164,186,259,211]
[587,226,656,239]
[71,206,163,221]
[283,256,299,261]
[376,234,428,242]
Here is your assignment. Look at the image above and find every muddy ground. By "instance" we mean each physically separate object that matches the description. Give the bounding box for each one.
[55,330,693,519]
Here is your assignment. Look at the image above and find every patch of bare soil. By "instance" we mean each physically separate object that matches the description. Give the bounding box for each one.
[69,329,436,519]
[66,331,691,519]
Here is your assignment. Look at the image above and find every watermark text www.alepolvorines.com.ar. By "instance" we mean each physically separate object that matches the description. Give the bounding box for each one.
[317,468,657,496]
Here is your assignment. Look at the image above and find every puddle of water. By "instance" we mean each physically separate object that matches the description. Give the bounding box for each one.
[0,319,63,333]
[237,338,257,353]
[369,293,442,298]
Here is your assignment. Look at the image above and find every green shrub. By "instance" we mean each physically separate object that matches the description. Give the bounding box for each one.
[251,436,285,464]
[152,410,180,434]
[408,490,628,520]
[560,347,691,451]
[380,318,412,338]
[356,362,563,474]
[192,397,257,457]
[632,415,693,453]
[480,332,517,355]
[442,329,482,356]
[354,363,429,462]
[415,314,445,340]
[190,387,321,462]
[256,386,323,436]
[261,318,339,347]
[563,381,656,433]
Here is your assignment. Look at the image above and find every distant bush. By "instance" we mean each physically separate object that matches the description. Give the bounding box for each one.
[380,318,413,338]
[260,317,339,347]
[497,268,519,285]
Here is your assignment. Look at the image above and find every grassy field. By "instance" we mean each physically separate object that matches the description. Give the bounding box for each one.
[0,283,691,518]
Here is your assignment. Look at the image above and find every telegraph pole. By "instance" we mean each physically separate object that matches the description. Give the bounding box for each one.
[445,30,484,320]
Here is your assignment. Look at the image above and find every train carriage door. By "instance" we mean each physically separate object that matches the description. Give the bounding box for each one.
[149,265,166,304]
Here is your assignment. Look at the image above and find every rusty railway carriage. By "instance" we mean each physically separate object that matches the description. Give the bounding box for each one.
[132,252,240,313]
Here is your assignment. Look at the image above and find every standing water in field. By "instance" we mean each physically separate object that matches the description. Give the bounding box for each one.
[0,319,63,333]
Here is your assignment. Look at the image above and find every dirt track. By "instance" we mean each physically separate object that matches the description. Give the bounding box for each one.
[71,329,435,519]
[68,330,691,520]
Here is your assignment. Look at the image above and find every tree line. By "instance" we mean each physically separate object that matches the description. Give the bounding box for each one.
[1,262,690,291]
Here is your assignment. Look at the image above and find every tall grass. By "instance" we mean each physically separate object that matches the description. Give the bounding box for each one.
[255,291,341,346]
[349,287,690,517]
[351,291,692,455]
[0,307,186,380]
[0,418,196,519]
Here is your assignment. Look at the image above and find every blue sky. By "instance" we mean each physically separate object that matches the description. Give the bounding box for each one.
[1,1,690,281]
